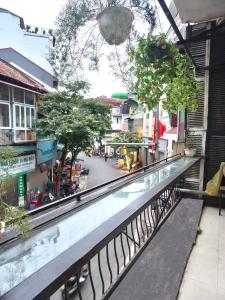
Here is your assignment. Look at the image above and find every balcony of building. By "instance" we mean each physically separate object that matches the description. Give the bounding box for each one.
[0,154,223,300]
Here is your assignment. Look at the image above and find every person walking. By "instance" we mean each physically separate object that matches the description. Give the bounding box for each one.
[104,153,108,162]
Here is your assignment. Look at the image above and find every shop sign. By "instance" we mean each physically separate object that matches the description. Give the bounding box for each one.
[37,140,57,164]
[18,175,24,196]
[0,154,35,178]
[18,175,25,207]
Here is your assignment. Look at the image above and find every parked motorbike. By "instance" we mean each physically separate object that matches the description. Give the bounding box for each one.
[80,167,89,175]
[60,182,81,197]
[61,265,89,298]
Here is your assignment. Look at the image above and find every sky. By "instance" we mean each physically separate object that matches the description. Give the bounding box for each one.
[0,0,170,97]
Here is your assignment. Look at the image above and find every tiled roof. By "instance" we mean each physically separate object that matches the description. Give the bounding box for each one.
[96,97,123,107]
[0,58,44,90]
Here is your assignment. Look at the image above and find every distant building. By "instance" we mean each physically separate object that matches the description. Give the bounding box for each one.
[0,58,46,144]
[0,7,56,89]
[0,48,57,90]
[96,96,123,132]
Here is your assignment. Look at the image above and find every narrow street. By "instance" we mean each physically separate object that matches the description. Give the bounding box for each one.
[51,154,130,300]
[78,153,127,190]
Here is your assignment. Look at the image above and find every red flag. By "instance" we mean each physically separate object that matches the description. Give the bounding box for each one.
[153,118,166,143]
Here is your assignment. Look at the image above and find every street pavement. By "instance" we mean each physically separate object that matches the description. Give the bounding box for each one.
[77,153,127,190]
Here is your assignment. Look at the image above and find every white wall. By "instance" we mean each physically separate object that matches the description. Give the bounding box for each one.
[112,107,121,116]
[111,116,122,130]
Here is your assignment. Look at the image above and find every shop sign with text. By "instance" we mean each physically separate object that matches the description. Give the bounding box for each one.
[0,154,35,178]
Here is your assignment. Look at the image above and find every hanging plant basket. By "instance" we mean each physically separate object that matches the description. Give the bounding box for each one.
[97,6,134,45]
[129,34,200,112]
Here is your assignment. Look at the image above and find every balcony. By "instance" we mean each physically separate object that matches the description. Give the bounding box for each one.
[0,155,224,300]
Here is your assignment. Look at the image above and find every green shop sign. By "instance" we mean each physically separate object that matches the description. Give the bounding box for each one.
[18,175,24,196]
[0,154,35,178]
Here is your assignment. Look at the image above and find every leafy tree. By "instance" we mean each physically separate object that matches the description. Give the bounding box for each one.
[112,132,142,143]
[0,148,29,237]
[37,82,111,176]
[129,34,201,112]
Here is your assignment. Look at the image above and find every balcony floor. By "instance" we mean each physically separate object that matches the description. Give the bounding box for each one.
[178,206,225,300]
[109,198,203,300]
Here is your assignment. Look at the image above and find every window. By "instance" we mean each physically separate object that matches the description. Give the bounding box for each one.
[13,87,36,142]
[0,83,9,101]
[25,91,34,105]
[25,107,35,128]
[0,103,10,128]
[14,105,36,141]
[14,87,24,103]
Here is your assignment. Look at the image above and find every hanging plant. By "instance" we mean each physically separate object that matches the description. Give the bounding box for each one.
[50,0,157,85]
[129,34,201,112]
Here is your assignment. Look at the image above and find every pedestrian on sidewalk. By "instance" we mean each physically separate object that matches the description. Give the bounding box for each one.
[104,153,108,162]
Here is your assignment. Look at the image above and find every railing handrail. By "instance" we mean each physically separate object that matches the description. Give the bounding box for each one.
[26,154,182,216]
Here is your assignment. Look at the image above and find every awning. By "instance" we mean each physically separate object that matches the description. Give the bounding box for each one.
[111,93,128,99]
[0,145,36,153]
[173,0,225,23]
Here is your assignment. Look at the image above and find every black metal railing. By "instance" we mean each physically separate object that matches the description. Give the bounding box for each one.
[53,183,181,300]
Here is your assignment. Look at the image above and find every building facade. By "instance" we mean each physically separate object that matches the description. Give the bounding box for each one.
[0,59,56,207]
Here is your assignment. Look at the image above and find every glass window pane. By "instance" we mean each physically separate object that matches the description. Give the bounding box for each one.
[26,107,31,128]
[0,104,10,127]
[31,108,35,128]
[21,106,25,127]
[16,130,26,141]
[27,130,36,140]
[25,91,34,105]
[14,88,24,103]
[0,83,9,101]
[16,106,20,127]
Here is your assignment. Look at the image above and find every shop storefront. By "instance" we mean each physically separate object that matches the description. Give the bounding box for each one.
[27,139,57,208]
[0,153,36,207]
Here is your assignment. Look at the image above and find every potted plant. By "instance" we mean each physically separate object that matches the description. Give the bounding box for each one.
[129,34,200,112]
[26,25,30,32]
[0,148,29,238]
[50,0,157,82]
[35,27,39,34]
[184,134,196,157]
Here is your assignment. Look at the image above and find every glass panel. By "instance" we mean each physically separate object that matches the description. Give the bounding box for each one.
[31,108,35,128]
[27,130,36,140]
[26,107,31,128]
[0,83,9,101]
[15,130,26,141]
[0,157,196,296]
[15,105,20,127]
[14,87,24,103]
[25,91,34,105]
[21,106,25,127]
[0,104,10,127]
